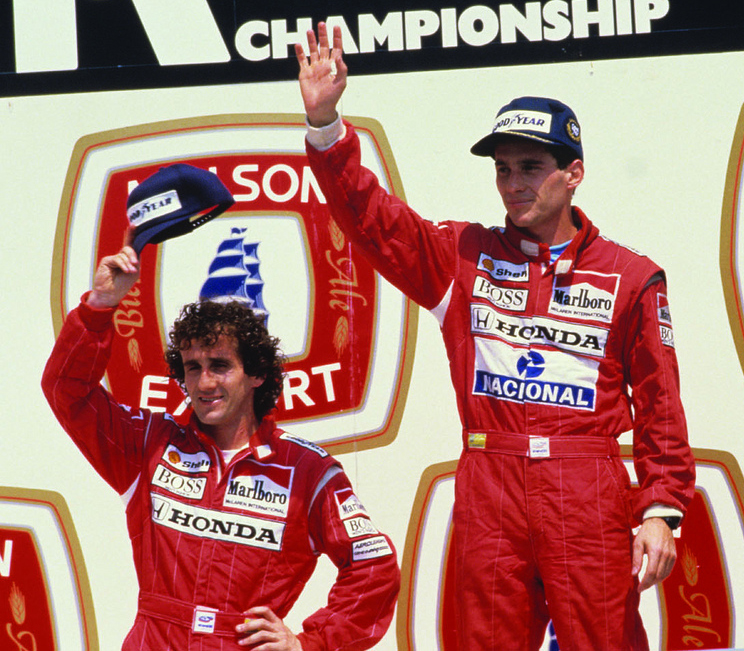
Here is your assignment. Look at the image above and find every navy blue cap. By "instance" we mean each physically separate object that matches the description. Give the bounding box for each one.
[471,96,583,161]
[126,163,235,254]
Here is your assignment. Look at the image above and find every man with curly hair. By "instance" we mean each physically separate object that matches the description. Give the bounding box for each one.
[164,300,286,449]
[42,241,400,651]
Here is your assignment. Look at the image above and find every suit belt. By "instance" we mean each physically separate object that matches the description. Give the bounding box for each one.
[464,430,620,459]
[138,592,245,636]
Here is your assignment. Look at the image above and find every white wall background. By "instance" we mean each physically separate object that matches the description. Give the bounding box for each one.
[2,50,744,648]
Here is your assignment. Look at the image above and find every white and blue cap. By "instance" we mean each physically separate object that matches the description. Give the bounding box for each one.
[126,163,235,254]
[470,96,583,161]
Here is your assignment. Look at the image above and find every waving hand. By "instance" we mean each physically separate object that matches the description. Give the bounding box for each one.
[295,23,347,127]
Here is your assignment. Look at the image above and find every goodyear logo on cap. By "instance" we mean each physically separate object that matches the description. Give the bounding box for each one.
[127,189,181,226]
[493,110,552,134]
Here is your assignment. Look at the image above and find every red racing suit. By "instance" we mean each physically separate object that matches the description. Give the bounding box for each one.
[306,121,695,650]
[42,299,400,651]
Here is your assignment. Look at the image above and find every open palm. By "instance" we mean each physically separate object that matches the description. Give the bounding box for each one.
[295,23,348,127]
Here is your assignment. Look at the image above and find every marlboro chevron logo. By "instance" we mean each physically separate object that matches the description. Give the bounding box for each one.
[548,270,620,323]
[397,449,744,650]
[51,114,417,454]
[0,487,98,650]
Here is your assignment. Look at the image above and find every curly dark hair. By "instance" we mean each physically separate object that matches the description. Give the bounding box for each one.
[165,301,284,421]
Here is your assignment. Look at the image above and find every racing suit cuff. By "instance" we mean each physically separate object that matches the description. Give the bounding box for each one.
[78,291,116,331]
[305,114,345,151]
[642,503,683,520]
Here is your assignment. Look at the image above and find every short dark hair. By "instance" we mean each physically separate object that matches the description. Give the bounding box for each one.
[549,144,581,169]
[165,301,284,421]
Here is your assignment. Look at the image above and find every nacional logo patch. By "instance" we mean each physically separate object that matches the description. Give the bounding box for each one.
[548,271,620,324]
[51,115,418,454]
[566,118,581,144]
[471,337,599,411]
[192,606,218,634]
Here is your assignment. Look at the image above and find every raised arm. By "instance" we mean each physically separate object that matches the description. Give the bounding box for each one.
[295,23,348,128]
[298,28,458,310]
[42,236,146,494]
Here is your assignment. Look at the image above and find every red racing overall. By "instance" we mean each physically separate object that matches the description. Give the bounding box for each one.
[42,300,400,651]
[306,121,695,650]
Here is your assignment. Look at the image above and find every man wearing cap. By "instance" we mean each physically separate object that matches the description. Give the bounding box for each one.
[295,24,694,651]
[42,165,400,650]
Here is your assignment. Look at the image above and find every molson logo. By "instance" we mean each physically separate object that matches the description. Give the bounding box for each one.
[0,487,98,650]
[397,450,742,650]
[51,114,417,454]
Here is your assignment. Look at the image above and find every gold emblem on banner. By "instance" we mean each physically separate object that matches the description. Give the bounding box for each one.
[5,582,38,651]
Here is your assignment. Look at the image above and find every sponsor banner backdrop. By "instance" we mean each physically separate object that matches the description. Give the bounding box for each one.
[0,488,98,651]
[53,114,417,453]
[3,3,744,649]
[3,0,744,97]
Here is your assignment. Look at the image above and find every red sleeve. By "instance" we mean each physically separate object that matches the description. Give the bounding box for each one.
[306,120,457,311]
[625,278,695,521]
[41,298,150,494]
[297,470,400,651]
